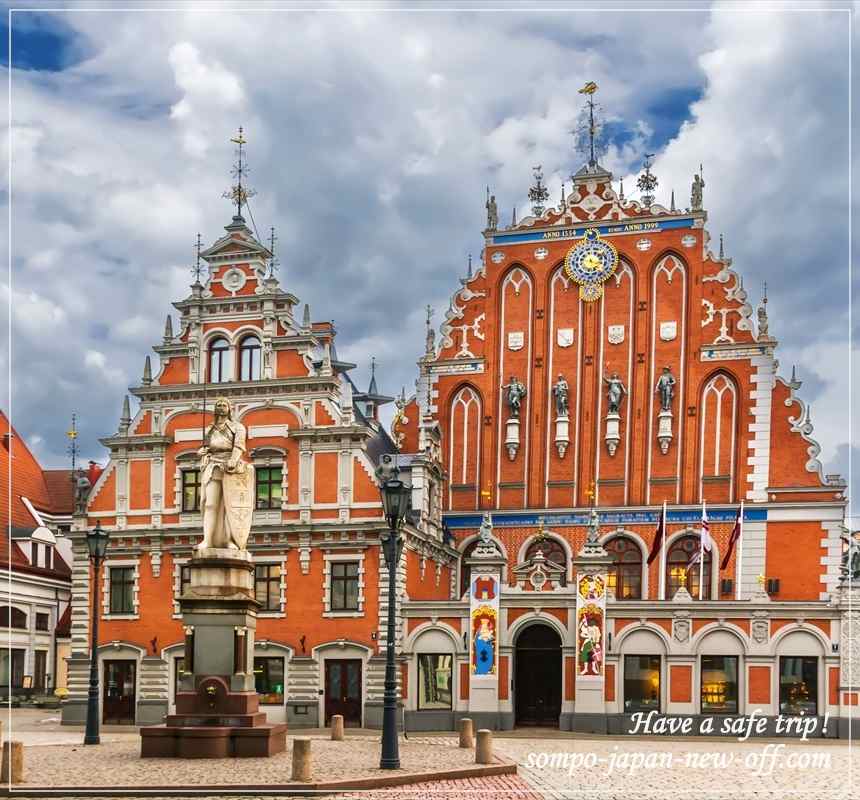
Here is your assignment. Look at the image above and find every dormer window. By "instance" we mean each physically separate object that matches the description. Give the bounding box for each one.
[239,335,261,381]
[208,337,232,383]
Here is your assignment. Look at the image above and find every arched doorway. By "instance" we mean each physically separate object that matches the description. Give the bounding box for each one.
[515,623,562,727]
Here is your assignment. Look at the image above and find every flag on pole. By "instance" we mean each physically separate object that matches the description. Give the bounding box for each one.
[687,508,713,568]
[721,505,743,570]
[647,502,666,565]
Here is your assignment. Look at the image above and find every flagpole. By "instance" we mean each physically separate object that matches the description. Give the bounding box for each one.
[735,500,744,600]
[660,500,667,600]
[699,499,706,601]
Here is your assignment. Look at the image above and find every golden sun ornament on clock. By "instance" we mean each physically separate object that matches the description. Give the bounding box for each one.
[564,228,619,301]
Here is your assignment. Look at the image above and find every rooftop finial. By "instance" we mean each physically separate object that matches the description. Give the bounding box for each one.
[575,81,601,168]
[302,303,311,330]
[757,281,770,340]
[119,395,131,435]
[619,178,624,201]
[142,355,152,386]
[670,189,675,212]
[368,357,378,395]
[512,206,517,226]
[66,412,78,477]
[719,233,725,260]
[191,233,204,285]
[560,180,566,207]
[267,226,279,278]
[467,253,473,279]
[222,126,256,223]
[425,304,435,356]
[163,314,174,343]
[528,164,549,216]
[637,153,658,208]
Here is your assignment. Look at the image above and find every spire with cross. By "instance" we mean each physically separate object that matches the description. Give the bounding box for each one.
[191,233,204,285]
[222,127,257,223]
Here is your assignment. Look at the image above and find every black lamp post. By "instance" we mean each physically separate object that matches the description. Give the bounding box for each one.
[84,520,110,745]
[378,476,410,770]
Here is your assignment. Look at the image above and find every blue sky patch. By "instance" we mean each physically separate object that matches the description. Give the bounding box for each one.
[3,11,90,72]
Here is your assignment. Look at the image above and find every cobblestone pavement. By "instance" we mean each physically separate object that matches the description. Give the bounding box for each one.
[494,736,854,799]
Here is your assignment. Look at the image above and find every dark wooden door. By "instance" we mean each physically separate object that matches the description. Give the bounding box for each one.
[324,659,362,727]
[103,660,136,724]
[515,624,562,726]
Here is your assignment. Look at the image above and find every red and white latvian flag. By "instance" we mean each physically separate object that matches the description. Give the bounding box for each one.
[647,502,666,565]
[721,505,743,570]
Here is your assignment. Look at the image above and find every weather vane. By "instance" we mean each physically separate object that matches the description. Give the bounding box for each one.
[222,127,257,220]
[637,153,658,207]
[267,227,279,278]
[573,81,605,169]
[191,233,204,284]
[528,165,549,217]
[66,413,79,477]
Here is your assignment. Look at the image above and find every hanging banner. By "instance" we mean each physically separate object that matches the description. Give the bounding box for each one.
[469,573,499,678]
[575,572,607,680]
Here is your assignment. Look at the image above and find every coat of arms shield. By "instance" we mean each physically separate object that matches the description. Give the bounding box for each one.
[556,328,574,348]
[222,463,256,550]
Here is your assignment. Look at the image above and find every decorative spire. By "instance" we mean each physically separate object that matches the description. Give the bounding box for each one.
[267,227,279,278]
[425,305,435,356]
[222,126,257,223]
[719,233,725,260]
[119,395,131,435]
[636,153,658,208]
[757,281,770,339]
[511,206,517,226]
[467,253,472,280]
[560,180,566,207]
[528,164,549,217]
[368,357,379,395]
[142,355,152,386]
[575,81,602,168]
[66,413,78,477]
[191,233,204,285]
[618,178,624,201]
[670,190,675,212]
[163,314,173,343]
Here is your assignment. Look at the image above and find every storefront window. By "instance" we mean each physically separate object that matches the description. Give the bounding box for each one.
[624,654,661,713]
[254,657,285,705]
[779,656,818,716]
[701,655,738,714]
[417,653,453,710]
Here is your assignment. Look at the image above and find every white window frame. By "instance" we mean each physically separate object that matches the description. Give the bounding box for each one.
[172,557,191,618]
[322,552,365,618]
[103,558,140,620]
[252,556,286,617]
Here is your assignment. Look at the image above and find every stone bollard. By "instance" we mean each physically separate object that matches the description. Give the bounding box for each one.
[331,714,344,741]
[458,717,474,748]
[291,737,312,782]
[1,741,23,784]
[475,729,493,764]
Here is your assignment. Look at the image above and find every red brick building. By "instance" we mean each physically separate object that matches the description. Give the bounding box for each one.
[392,153,856,736]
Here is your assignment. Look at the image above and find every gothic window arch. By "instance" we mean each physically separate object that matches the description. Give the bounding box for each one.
[604,536,643,599]
[208,336,232,383]
[666,534,712,600]
[698,372,738,502]
[524,536,567,586]
[239,334,262,381]
[448,385,482,509]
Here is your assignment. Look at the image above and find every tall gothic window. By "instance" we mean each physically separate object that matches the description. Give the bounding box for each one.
[524,537,568,586]
[208,337,232,383]
[666,535,712,599]
[605,536,643,599]
[239,335,262,381]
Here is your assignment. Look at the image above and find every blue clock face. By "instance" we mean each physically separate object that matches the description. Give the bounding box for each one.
[564,229,619,301]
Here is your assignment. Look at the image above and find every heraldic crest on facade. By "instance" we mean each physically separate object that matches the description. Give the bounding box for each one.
[564,228,619,301]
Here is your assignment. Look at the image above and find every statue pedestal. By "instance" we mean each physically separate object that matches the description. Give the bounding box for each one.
[140,549,287,758]
[505,418,520,461]
[555,415,570,458]
[604,412,620,456]
[657,410,673,454]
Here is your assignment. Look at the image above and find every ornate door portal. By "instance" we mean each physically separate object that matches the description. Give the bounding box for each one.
[514,624,562,726]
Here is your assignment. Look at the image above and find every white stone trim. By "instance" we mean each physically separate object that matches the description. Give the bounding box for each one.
[102,558,140,620]
[322,552,365,617]
[171,557,191,617]
[819,521,845,600]
[745,354,776,501]
[249,424,289,439]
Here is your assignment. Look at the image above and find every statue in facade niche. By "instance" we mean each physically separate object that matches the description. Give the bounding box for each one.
[196,397,255,552]
[502,375,527,418]
[552,374,569,417]
[603,372,627,414]
[655,366,676,412]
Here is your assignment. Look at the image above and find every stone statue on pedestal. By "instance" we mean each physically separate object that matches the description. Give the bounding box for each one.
[197,397,255,552]
[553,374,569,417]
[502,375,527,418]
[655,366,676,412]
[603,372,627,414]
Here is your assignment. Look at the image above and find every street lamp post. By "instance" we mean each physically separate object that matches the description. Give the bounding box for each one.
[84,521,110,745]
[378,476,410,770]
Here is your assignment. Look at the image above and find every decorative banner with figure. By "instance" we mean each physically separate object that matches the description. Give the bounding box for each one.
[575,573,606,680]
[470,574,499,678]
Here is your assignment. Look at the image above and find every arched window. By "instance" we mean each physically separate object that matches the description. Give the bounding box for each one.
[605,536,643,599]
[0,606,27,629]
[524,537,567,586]
[239,335,262,381]
[459,540,480,598]
[208,337,232,383]
[666,535,711,599]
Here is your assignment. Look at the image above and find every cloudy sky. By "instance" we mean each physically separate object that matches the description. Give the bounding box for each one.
[2,2,856,512]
